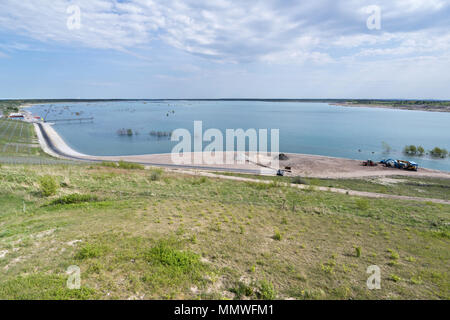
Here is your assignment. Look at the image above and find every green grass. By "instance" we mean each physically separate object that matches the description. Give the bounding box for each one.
[0,119,81,165]
[0,119,53,158]
[215,172,450,201]
[0,274,98,300]
[38,175,59,197]
[0,163,448,300]
[99,161,145,170]
[75,244,106,260]
[48,194,99,206]
[142,240,209,294]
[146,241,200,268]
[257,280,277,300]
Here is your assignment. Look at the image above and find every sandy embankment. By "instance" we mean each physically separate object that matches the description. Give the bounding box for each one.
[35,122,264,173]
[278,153,450,179]
[35,122,450,179]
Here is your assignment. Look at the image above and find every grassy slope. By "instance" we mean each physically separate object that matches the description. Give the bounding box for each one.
[216,172,450,201]
[0,164,448,300]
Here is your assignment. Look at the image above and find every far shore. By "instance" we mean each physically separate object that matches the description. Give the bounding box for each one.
[16,99,450,114]
[33,121,450,179]
[332,102,450,113]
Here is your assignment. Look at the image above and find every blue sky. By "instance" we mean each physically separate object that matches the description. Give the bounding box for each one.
[0,0,449,99]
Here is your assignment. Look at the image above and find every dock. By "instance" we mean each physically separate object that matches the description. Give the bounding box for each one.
[45,117,94,123]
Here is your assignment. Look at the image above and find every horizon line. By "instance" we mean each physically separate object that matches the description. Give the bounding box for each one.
[2,98,450,102]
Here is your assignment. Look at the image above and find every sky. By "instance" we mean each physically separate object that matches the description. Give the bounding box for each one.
[0,0,449,99]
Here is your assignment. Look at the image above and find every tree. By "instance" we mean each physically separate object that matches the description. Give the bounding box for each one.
[403,145,417,155]
[430,147,448,158]
[417,146,425,156]
[382,141,391,154]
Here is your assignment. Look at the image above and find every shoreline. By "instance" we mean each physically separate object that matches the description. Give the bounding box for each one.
[332,102,450,113]
[33,121,450,179]
[18,100,450,113]
[34,122,264,174]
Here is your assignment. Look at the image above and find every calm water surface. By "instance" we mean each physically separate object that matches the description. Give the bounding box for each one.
[27,101,450,171]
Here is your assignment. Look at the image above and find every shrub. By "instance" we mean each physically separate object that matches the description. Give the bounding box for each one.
[403,145,426,156]
[149,130,172,138]
[75,244,104,260]
[257,280,276,300]
[308,178,320,186]
[38,175,58,197]
[390,274,401,282]
[355,198,370,210]
[49,194,99,205]
[381,141,391,154]
[355,246,362,258]
[403,145,417,155]
[388,248,399,260]
[117,128,135,136]
[150,169,163,181]
[231,282,254,299]
[272,229,282,241]
[145,242,200,272]
[100,161,118,168]
[417,146,425,156]
[192,176,207,185]
[118,161,144,170]
[411,276,423,285]
[430,147,448,158]
[291,176,307,185]
[295,288,325,300]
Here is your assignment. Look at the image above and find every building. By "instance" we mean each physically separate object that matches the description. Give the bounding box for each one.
[8,113,24,119]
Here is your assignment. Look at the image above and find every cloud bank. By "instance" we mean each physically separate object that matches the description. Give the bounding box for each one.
[1,0,449,62]
[0,0,449,98]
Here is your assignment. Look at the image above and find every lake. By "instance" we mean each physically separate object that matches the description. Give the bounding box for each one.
[27,101,450,171]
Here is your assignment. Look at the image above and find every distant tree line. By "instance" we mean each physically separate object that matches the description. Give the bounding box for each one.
[349,100,450,106]
[117,128,172,138]
[149,130,172,138]
[117,128,136,136]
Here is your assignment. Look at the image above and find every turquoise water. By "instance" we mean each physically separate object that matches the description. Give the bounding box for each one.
[27,101,450,171]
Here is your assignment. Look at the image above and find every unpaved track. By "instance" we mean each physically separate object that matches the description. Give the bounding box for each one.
[175,170,450,205]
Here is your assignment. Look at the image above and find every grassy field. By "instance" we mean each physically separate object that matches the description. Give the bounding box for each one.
[0,163,448,300]
[215,172,450,201]
[0,119,48,157]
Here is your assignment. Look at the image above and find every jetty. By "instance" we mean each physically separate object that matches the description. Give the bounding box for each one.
[45,117,94,123]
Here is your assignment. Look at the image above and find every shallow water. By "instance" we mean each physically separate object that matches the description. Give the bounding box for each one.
[27,101,450,171]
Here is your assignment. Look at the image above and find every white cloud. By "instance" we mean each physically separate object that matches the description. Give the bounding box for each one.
[0,0,449,65]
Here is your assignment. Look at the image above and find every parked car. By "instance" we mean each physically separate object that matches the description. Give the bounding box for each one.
[380,159,418,171]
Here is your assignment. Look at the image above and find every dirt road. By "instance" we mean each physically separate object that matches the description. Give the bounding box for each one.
[175,170,450,205]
